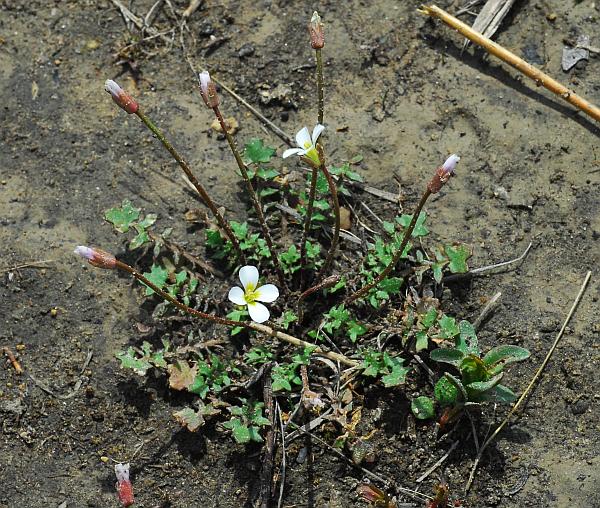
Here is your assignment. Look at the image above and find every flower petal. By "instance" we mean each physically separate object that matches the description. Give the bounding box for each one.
[311,124,325,144]
[239,265,259,290]
[282,148,305,159]
[295,127,311,149]
[247,302,270,323]
[228,286,246,306]
[254,284,279,303]
[442,154,460,175]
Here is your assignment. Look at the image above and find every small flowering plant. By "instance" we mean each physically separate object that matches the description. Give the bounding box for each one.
[75,10,530,505]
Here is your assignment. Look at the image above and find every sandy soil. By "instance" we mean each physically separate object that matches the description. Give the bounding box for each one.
[1,1,599,507]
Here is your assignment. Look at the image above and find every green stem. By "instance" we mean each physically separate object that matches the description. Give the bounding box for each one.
[316,48,324,125]
[299,164,319,289]
[345,188,432,305]
[212,106,285,287]
[114,260,357,367]
[135,110,245,264]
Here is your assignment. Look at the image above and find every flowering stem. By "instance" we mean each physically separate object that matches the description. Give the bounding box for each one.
[299,164,319,289]
[315,48,324,125]
[212,106,285,287]
[316,161,340,279]
[345,188,432,305]
[135,109,245,264]
[113,259,356,366]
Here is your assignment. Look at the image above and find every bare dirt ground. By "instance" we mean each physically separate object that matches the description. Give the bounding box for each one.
[1,1,599,507]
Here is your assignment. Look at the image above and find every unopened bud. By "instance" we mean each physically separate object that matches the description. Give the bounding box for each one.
[427,154,460,194]
[105,80,138,114]
[114,463,134,507]
[198,71,220,108]
[308,11,325,49]
[74,246,117,269]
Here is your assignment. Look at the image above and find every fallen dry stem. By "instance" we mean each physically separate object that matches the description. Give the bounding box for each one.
[465,270,592,492]
[2,347,23,374]
[419,4,600,122]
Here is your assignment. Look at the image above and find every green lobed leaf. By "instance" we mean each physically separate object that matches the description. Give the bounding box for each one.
[415,331,429,352]
[396,211,429,237]
[116,347,152,376]
[142,264,169,296]
[224,418,252,444]
[411,396,435,420]
[381,360,410,387]
[444,244,471,273]
[104,200,141,233]
[244,139,275,164]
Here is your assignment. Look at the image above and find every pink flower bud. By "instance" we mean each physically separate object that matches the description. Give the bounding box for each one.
[105,79,139,114]
[441,154,460,175]
[427,154,460,194]
[74,246,117,269]
[308,11,325,49]
[114,463,134,507]
[197,71,220,108]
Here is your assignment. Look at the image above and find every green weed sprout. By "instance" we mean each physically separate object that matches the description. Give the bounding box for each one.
[411,320,530,421]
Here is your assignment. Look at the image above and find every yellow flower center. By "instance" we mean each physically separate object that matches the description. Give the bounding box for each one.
[244,284,259,304]
[305,146,320,165]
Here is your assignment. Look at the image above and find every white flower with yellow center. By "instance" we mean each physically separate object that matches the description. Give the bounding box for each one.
[228,266,279,324]
[282,124,325,165]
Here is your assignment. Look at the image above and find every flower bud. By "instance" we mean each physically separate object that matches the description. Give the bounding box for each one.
[105,80,138,114]
[427,154,460,194]
[308,11,325,49]
[114,463,134,507]
[198,71,220,108]
[74,246,117,269]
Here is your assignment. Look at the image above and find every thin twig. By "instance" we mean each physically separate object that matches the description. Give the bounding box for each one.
[259,365,275,508]
[465,271,592,492]
[2,347,23,374]
[416,440,460,483]
[443,242,532,282]
[419,4,600,122]
[276,400,287,508]
[0,260,55,273]
[473,291,502,331]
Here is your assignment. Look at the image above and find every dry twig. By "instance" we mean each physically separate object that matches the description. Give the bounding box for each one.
[419,4,600,122]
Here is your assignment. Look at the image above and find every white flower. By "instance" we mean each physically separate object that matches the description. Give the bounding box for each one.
[228,266,279,324]
[442,154,460,175]
[282,125,325,165]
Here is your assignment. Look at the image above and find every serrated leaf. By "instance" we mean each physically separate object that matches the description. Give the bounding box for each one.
[348,321,367,342]
[116,348,152,376]
[167,360,197,391]
[173,407,205,432]
[437,315,460,339]
[381,365,409,387]
[396,211,429,237]
[244,139,275,164]
[142,264,169,296]
[104,200,140,233]
[445,244,471,273]
[130,229,150,249]
[223,418,252,444]
[256,167,279,180]
[138,213,158,229]
[411,396,435,420]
